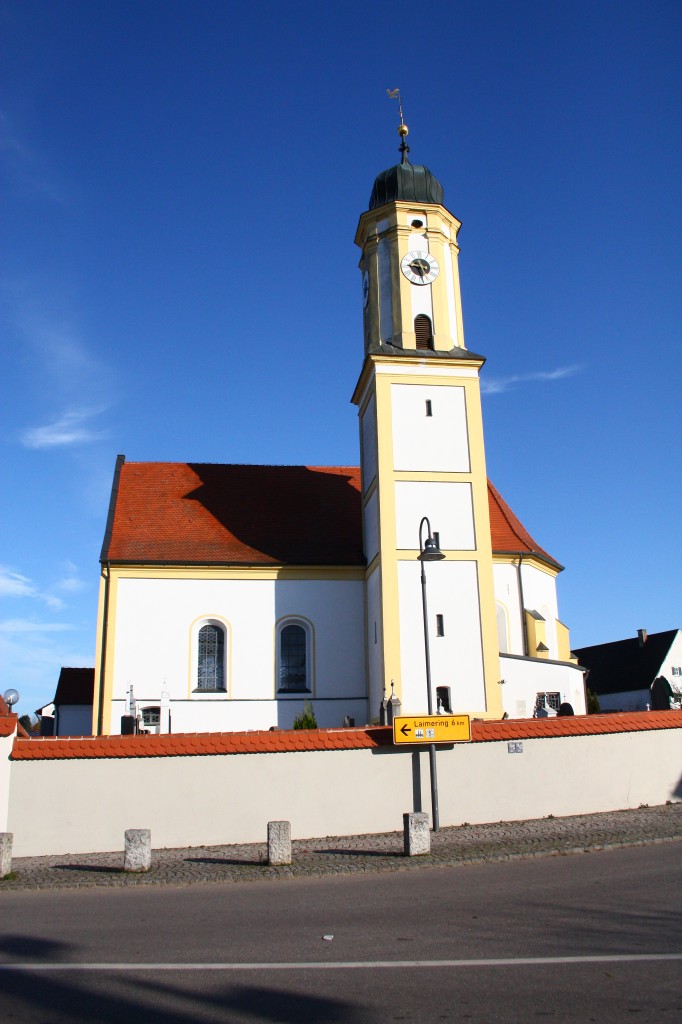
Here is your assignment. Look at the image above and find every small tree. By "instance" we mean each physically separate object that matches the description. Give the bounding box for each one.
[586,689,601,714]
[292,700,317,730]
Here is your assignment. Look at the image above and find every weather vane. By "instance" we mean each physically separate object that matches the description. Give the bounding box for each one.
[386,88,410,159]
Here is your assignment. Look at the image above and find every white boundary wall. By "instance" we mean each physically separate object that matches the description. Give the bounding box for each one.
[6,727,682,857]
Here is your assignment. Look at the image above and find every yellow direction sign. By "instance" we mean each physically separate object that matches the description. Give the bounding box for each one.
[393,714,471,745]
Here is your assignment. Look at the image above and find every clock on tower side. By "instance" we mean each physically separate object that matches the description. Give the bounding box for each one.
[352,183,502,723]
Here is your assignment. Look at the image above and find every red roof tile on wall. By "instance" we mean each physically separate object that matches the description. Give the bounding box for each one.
[102,462,558,568]
[11,712,682,760]
[1,714,18,737]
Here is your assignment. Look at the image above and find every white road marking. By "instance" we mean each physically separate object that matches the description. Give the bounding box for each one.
[0,953,681,972]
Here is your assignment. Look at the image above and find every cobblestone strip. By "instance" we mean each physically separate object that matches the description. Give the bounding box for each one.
[1,804,680,892]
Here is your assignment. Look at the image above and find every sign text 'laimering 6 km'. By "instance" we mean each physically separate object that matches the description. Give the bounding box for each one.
[392,715,471,745]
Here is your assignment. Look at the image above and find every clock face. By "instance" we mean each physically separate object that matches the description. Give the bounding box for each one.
[401,250,439,285]
[362,270,369,308]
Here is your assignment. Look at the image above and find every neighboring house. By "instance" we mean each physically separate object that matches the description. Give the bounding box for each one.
[39,668,95,736]
[573,629,682,712]
[90,131,586,736]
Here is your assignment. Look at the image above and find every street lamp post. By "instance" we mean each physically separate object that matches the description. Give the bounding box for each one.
[418,516,445,832]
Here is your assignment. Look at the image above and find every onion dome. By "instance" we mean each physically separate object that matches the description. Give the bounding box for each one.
[369,124,444,210]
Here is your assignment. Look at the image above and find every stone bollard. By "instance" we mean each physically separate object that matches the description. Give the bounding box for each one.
[267,820,291,866]
[124,829,151,872]
[0,833,13,878]
[403,812,430,856]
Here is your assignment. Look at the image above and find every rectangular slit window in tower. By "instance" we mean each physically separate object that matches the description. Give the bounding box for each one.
[433,531,440,550]
[425,400,433,417]
[436,614,445,637]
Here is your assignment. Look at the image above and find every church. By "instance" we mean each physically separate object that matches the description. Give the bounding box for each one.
[91,123,586,736]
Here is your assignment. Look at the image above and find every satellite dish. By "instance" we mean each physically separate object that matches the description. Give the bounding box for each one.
[3,689,20,707]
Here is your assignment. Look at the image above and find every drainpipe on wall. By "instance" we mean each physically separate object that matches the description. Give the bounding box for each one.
[96,561,111,736]
[516,554,529,656]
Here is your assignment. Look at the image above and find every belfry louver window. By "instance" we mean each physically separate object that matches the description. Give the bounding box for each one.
[414,314,434,350]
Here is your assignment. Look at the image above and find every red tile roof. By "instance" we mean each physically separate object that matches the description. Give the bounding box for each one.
[11,712,682,759]
[1,714,18,737]
[486,480,561,569]
[105,463,365,565]
[102,461,558,567]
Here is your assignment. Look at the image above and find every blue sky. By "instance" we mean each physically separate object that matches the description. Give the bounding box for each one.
[1,0,680,717]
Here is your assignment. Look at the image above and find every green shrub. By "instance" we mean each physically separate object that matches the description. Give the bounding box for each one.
[292,700,318,730]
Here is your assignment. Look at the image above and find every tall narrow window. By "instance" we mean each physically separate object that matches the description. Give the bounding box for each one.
[436,614,445,637]
[414,314,434,350]
[279,624,309,692]
[197,623,225,691]
[425,399,433,417]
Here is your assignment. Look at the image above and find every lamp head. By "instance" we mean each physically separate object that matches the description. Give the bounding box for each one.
[419,535,445,561]
[3,688,20,708]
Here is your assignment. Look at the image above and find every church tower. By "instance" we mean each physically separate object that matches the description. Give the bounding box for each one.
[352,120,503,722]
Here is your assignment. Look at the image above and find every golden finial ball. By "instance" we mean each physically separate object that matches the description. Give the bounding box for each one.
[398,123,409,137]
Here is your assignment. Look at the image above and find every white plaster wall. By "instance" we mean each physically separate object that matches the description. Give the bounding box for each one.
[8,726,681,856]
[493,563,524,655]
[397,559,486,714]
[391,384,469,473]
[520,563,560,658]
[0,728,14,832]
[406,231,434,322]
[395,481,474,551]
[597,690,649,713]
[661,631,682,681]
[57,706,93,737]
[499,655,586,718]
[110,577,366,732]
[110,697,368,733]
[360,393,377,493]
[366,567,383,720]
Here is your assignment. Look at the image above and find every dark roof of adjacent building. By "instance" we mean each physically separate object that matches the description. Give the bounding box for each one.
[573,629,680,696]
[101,460,560,569]
[54,668,95,706]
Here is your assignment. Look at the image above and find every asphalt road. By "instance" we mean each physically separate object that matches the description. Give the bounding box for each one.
[1,842,680,1022]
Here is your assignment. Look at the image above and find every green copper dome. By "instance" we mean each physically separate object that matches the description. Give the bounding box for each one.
[369,153,444,210]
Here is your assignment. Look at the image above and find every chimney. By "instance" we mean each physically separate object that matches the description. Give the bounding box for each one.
[638,629,647,647]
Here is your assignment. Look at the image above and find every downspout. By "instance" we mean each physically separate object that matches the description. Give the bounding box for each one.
[516,553,528,656]
[96,561,111,736]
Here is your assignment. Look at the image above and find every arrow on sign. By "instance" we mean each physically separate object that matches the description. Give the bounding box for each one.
[400,723,412,736]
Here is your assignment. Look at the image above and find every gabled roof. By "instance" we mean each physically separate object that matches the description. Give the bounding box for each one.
[54,668,95,706]
[101,459,558,569]
[486,480,562,570]
[573,630,680,695]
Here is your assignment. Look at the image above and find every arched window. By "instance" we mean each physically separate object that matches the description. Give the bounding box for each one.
[414,314,434,350]
[197,623,226,691]
[278,621,311,693]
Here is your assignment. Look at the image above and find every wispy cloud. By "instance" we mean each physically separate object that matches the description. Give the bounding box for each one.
[20,407,108,450]
[54,561,87,594]
[0,619,76,634]
[481,365,581,396]
[0,566,65,610]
